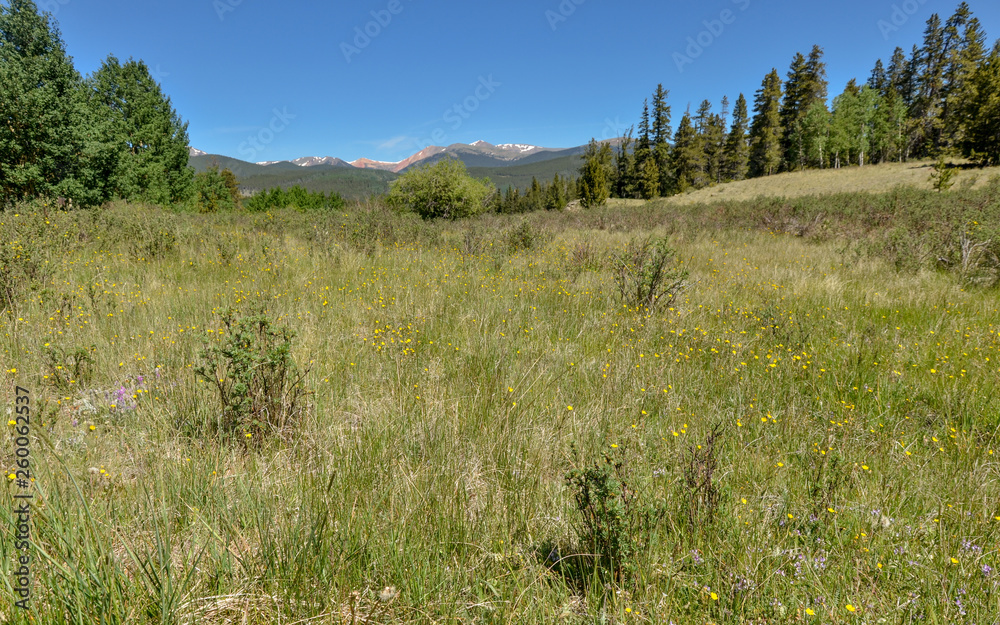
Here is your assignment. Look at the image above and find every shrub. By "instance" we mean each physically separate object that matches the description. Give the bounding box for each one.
[243,185,345,212]
[194,308,310,445]
[565,445,661,584]
[613,235,688,310]
[387,157,494,220]
[192,165,241,213]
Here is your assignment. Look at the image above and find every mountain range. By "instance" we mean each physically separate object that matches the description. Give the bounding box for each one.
[188,140,603,199]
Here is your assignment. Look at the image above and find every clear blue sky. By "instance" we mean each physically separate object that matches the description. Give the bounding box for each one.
[46,0,1000,163]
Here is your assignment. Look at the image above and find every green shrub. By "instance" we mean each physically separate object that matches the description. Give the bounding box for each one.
[565,445,661,585]
[613,235,688,310]
[387,157,494,220]
[192,165,241,213]
[194,307,310,445]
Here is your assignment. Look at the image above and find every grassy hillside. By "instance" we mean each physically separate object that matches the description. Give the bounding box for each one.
[3,183,1000,622]
[665,159,1000,205]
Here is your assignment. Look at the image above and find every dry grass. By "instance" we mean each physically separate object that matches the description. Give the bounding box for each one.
[664,159,1000,205]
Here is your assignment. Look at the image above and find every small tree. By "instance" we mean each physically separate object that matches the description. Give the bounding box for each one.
[387,157,494,220]
[929,157,957,192]
[192,165,240,212]
[577,139,613,208]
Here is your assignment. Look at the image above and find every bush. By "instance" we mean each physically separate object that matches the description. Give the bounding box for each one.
[192,165,241,213]
[244,185,345,212]
[387,157,494,220]
[565,445,661,584]
[613,235,688,310]
[194,308,310,445]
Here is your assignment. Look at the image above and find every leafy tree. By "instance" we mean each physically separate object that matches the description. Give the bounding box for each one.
[748,69,783,177]
[722,93,750,181]
[801,100,831,168]
[387,157,494,219]
[577,139,613,208]
[87,55,192,204]
[0,0,114,206]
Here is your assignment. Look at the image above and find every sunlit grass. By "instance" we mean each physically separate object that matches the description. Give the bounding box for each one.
[1,196,998,622]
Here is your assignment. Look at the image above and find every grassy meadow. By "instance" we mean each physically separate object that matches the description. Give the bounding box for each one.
[2,183,1000,623]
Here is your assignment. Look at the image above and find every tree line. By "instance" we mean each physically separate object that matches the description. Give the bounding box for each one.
[578,2,1000,207]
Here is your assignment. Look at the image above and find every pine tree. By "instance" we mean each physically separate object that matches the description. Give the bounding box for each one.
[614,127,636,198]
[960,41,1000,166]
[722,93,750,181]
[670,112,698,192]
[0,0,114,206]
[702,100,727,185]
[748,69,783,177]
[651,84,673,196]
[87,55,193,204]
[942,9,987,150]
[637,155,659,200]
[780,46,828,171]
[545,174,567,210]
[577,139,613,208]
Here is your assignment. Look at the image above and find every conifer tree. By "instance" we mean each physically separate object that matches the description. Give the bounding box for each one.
[614,127,636,198]
[87,55,193,204]
[0,0,114,206]
[670,112,698,192]
[748,69,783,177]
[638,155,660,200]
[722,93,750,181]
[942,9,986,150]
[577,139,613,208]
[960,41,1000,166]
[651,84,673,196]
[780,45,828,171]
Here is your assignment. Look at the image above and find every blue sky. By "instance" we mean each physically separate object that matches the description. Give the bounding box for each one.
[46,0,1000,163]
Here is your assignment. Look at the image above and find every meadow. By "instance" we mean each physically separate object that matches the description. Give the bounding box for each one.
[2,185,1000,623]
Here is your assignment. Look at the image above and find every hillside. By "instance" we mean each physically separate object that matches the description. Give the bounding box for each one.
[663,160,1000,205]
[468,153,584,191]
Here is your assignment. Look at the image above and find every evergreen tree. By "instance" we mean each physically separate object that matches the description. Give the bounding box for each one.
[87,55,193,204]
[650,84,673,196]
[577,139,613,208]
[888,46,913,107]
[722,93,750,181]
[780,45,828,171]
[614,127,636,199]
[0,0,114,206]
[702,99,727,185]
[748,69,783,177]
[869,59,888,94]
[670,112,699,192]
[942,9,987,150]
[545,174,567,210]
[960,41,1000,166]
[637,155,659,200]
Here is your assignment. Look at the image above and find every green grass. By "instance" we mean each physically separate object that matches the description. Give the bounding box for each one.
[2,189,1000,623]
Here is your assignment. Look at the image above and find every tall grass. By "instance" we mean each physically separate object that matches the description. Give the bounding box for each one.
[1,192,999,622]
